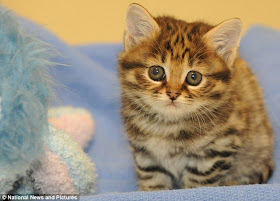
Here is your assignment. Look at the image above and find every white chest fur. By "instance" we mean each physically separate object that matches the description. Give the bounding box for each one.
[145,137,188,179]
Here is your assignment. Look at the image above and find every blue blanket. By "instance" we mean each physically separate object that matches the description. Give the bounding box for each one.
[20,17,280,200]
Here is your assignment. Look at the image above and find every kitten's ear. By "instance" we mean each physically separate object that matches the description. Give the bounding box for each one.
[124,4,160,50]
[204,18,242,67]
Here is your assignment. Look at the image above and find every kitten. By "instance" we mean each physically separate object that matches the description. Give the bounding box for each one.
[118,3,274,191]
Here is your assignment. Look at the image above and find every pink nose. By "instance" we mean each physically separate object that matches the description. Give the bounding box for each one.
[166,91,181,101]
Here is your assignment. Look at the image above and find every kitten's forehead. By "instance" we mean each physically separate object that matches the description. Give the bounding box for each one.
[151,17,213,66]
[155,16,212,35]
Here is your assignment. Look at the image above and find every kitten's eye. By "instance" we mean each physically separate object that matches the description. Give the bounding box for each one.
[148,66,166,81]
[186,71,202,86]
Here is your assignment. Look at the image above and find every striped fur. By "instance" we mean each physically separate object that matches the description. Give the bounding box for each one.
[118,4,274,191]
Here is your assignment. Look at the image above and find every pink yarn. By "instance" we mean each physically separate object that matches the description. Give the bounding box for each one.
[49,112,94,149]
[32,149,78,194]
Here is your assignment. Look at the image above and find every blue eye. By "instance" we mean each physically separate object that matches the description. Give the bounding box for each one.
[186,71,202,86]
[148,66,165,81]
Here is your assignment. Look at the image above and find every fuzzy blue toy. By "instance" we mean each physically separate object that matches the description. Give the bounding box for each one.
[0,8,96,195]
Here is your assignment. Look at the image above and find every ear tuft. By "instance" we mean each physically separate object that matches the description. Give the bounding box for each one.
[124,4,159,50]
[204,18,242,67]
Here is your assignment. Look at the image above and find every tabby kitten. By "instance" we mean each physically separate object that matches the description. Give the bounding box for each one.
[118,4,274,191]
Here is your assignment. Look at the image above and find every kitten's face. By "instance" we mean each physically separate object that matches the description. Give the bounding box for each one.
[119,5,241,120]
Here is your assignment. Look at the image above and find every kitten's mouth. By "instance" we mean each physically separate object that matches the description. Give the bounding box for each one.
[166,101,179,109]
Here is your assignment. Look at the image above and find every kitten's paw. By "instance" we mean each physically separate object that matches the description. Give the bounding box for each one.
[139,185,170,191]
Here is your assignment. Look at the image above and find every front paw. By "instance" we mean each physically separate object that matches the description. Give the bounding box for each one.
[136,165,174,191]
[139,185,170,191]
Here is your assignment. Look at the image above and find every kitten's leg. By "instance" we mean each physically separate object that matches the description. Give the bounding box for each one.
[133,151,174,191]
[181,152,273,188]
[223,157,274,185]
[181,153,234,188]
[181,166,227,188]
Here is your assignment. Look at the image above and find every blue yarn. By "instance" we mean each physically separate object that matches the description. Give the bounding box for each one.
[0,8,54,175]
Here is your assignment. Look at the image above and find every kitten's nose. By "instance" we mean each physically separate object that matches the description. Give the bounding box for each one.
[166,91,181,101]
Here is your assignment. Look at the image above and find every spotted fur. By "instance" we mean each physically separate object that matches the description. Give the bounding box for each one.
[118,4,274,191]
